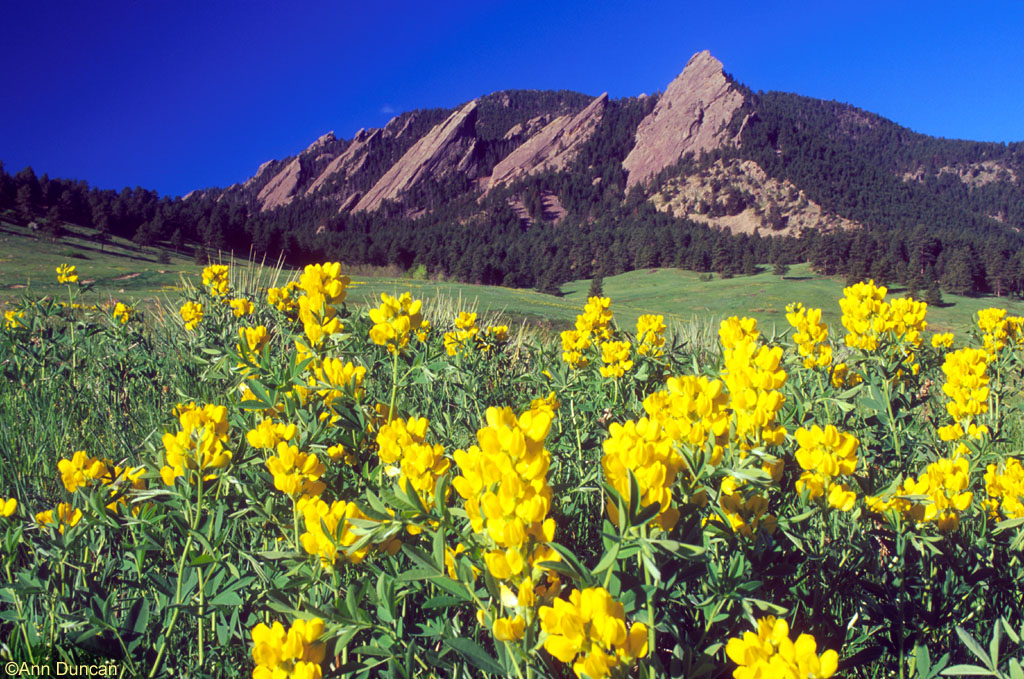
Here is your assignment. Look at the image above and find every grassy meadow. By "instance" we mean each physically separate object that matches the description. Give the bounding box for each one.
[3,219,1022,338]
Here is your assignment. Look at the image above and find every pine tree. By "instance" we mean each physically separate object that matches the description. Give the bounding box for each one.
[588,274,604,298]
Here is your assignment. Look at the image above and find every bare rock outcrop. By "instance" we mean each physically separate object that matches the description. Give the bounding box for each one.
[623,51,745,189]
[650,158,860,236]
[355,101,480,213]
[488,94,608,190]
[256,157,303,211]
[305,128,380,197]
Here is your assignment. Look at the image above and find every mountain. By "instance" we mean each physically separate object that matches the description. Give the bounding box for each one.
[5,50,1024,296]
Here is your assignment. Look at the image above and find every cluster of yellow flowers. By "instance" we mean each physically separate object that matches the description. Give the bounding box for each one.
[539,587,648,679]
[309,358,366,422]
[201,264,231,297]
[603,374,730,533]
[267,281,301,316]
[229,298,254,317]
[376,416,450,506]
[561,297,614,369]
[785,303,833,370]
[247,417,297,450]
[159,403,231,485]
[976,308,1024,358]
[443,311,508,356]
[444,311,480,356]
[58,449,109,493]
[112,302,133,324]
[250,617,325,679]
[236,326,269,374]
[298,496,399,567]
[296,263,349,351]
[602,416,685,532]
[56,263,78,284]
[368,292,430,354]
[793,425,859,511]
[868,457,973,531]
[715,476,777,538]
[726,616,838,679]
[179,301,203,331]
[599,340,633,379]
[840,280,926,349]
[719,317,787,448]
[4,309,25,329]
[636,314,666,357]
[266,443,326,498]
[35,502,82,534]
[839,280,926,375]
[984,457,1024,520]
[937,347,990,444]
[931,332,954,349]
[56,450,146,513]
[452,405,561,630]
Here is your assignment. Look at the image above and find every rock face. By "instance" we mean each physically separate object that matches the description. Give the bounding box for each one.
[355,101,481,213]
[254,132,342,211]
[256,157,303,211]
[305,128,380,197]
[488,94,608,190]
[623,51,745,189]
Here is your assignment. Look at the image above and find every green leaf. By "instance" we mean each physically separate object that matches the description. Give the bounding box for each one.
[402,545,441,575]
[993,517,1024,534]
[209,590,242,607]
[442,637,506,675]
[955,627,995,671]
[914,644,932,677]
[941,665,995,676]
[592,542,620,576]
[989,623,1001,671]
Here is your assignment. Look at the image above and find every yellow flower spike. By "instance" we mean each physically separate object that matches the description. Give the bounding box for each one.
[179,301,203,331]
[368,292,428,354]
[229,298,254,317]
[56,263,79,284]
[36,502,82,534]
[493,616,526,642]
[540,586,646,677]
[201,265,230,297]
[251,617,325,679]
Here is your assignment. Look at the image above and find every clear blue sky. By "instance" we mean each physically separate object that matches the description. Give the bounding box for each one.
[2,1,1022,198]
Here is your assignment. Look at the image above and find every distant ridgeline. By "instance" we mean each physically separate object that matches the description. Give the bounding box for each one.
[3,50,1024,296]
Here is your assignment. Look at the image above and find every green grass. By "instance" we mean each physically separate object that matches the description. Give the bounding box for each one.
[0,220,205,305]
[4,220,1023,337]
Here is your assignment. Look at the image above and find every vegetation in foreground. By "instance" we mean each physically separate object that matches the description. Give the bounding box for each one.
[2,261,1024,678]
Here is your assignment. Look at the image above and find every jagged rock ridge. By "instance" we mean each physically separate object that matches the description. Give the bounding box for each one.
[488,93,608,190]
[354,102,481,213]
[623,50,746,189]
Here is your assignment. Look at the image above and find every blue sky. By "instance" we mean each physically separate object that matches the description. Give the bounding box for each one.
[2,1,1022,197]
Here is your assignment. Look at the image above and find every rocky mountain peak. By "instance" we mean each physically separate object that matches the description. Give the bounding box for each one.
[623,50,745,189]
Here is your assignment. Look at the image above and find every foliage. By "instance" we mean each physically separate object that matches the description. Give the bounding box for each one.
[3,262,1024,679]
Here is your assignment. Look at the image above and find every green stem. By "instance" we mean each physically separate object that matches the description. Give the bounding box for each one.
[640,525,656,679]
[149,474,204,678]
[5,562,34,663]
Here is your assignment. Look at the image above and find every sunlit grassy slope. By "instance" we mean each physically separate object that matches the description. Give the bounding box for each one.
[4,220,1023,336]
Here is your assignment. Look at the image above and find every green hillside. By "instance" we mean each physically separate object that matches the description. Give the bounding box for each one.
[4,221,1022,338]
